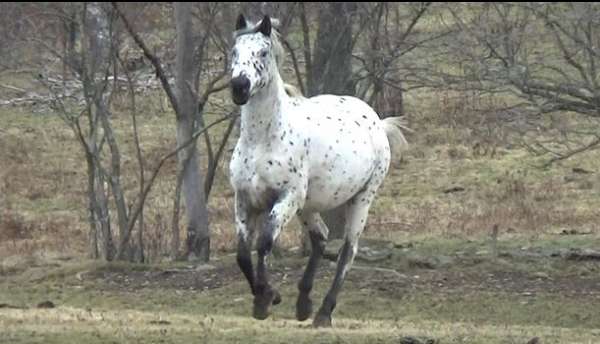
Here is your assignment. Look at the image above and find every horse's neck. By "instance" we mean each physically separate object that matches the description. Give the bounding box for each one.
[240,75,288,146]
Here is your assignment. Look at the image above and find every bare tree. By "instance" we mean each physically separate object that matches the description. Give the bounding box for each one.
[23,2,228,262]
[432,3,600,164]
[354,2,436,118]
[114,2,232,261]
[173,2,211,261]
[33,2,127,261]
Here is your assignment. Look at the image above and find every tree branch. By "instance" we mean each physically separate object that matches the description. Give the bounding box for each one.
[115,113,238,258]
[111,2,180,116]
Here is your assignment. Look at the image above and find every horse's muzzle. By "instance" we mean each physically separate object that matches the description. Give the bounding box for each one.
[231,75,250,105]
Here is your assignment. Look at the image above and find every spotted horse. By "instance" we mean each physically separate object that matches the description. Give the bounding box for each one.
[229,14,408,328]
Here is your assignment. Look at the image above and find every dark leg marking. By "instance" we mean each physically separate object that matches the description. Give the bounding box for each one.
[296,230,326,321]
[253,227,281,320]
[236,235,255,295]
[313,239,355,328]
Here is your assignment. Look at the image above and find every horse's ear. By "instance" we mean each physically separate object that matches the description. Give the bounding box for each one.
[236,14,247,31]
[257,15,271,36]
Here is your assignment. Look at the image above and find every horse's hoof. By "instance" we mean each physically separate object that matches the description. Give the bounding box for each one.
[272,290,282,305]
[295,293,313,321]
[253,305,271,320]
[253,297,271,320]
[312,312,332,328]
[253,288,279,320]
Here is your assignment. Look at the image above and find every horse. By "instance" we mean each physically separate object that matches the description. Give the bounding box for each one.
[228,14,407,328]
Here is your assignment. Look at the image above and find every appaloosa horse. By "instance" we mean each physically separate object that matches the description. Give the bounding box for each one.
[229,14,407,327]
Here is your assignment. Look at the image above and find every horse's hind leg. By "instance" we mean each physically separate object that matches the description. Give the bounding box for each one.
[296,212,329,321]
[313,175,386,327]
[312,229,359,327]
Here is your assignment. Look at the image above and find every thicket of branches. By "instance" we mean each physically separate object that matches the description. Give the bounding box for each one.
[1,2,599,261]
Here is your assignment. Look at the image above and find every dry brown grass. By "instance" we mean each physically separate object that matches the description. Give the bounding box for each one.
[366,89,600,243]
[2,87,600,261]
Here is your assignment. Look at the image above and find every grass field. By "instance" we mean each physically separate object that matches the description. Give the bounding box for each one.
[2,235,600,343]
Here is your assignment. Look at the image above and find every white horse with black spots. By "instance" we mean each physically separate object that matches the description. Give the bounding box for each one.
[229,14,407,328]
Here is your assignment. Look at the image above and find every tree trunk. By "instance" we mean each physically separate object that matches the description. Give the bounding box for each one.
[95,167,115,260]
[174,2,210,262]
[307,2,356,97]
[98,101,133,261]
[83,2,116,261]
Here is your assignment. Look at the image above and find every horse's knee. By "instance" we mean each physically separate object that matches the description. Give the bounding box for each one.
[338,239,357,266]
[236,249,253,273]
[257,233,273,256]
[308,231,326,253]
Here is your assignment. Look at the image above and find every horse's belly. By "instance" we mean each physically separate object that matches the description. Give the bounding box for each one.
[304,158,375,212]
[304,184,348,211]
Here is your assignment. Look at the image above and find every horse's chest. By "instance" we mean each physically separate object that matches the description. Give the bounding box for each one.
[230,145,303,209]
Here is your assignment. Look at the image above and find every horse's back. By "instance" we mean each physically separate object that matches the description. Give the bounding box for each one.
[303,94,390,153]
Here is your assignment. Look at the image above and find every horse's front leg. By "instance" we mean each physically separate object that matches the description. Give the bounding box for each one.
[253,192,300,320]
[234,193,256,296]
[296,212,329,321]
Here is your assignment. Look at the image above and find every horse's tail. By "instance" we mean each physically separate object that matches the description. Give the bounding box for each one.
[382,116,409,157]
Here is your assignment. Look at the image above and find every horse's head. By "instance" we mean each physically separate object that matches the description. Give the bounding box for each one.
[230,14,279,105]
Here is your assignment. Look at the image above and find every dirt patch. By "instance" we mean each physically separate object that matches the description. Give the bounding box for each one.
[83,262,243,292]
[347,267,600,300]
[79,248,600,302]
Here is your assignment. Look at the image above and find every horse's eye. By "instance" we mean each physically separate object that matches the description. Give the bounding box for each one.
[260,50,268,58]
[232,49,238,59]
